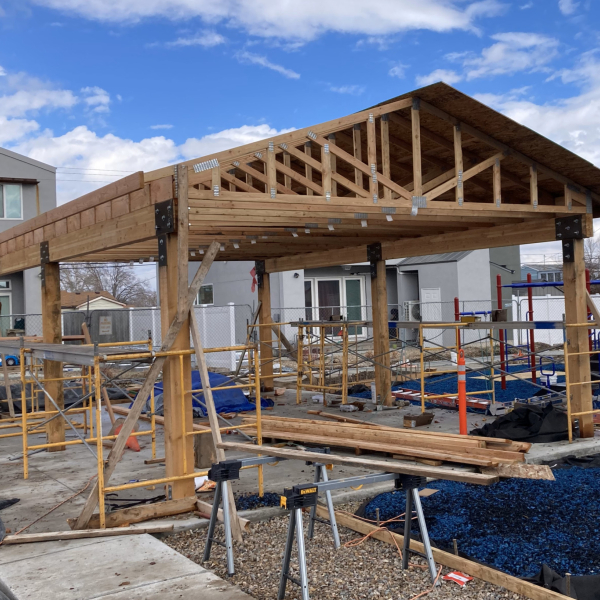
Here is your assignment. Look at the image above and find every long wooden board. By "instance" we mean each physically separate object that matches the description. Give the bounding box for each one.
[317,506,565,600]
[218,442,499,485]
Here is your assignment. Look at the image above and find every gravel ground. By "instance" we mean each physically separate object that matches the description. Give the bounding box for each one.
[165,503,528,600]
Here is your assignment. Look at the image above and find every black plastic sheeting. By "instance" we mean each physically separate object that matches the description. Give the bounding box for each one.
[526,565,600,599]
[470,402,569,443]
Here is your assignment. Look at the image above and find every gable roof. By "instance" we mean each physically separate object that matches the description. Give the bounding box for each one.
[61,290,124,309]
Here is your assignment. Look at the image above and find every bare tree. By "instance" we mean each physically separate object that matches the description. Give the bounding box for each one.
[585,237,600,282]
[60,263,157,306]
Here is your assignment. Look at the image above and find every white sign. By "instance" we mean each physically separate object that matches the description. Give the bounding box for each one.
[98,316,112,336]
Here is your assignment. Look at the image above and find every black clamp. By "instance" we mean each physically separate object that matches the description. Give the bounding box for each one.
[280,483,319,510]
[395,474,427,491]
[367,243,382,279]
[208,459,242,483]
[304,447,331,466]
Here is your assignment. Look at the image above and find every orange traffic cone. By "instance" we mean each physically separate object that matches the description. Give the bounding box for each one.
[114,424,141,452]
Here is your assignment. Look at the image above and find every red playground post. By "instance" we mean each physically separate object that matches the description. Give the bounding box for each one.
[496,274,507,390]
[454,296,461,350]
[458,349,467,435]
[527,273,536,383]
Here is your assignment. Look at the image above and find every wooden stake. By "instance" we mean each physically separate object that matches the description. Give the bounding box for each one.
[189,309,243,543]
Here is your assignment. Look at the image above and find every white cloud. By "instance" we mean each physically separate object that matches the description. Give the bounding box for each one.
[236,51,300,79]
[150,123,173,130]
[388,63,408,79]
[0,117,40,145]
[329,85,365,96]
[416,68,463,86]
[558,0,578,15]
[473,52,600,166]
[28,0,506,41]
[417,32,559,84]
[81,86,111,113]
[10,123,295,204]
[0,66,6,76]
[520,2,533,8]
[165,30,226,47]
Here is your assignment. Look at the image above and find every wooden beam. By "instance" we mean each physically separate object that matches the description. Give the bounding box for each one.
[189,309,243,542]
[328,133,338,196]
[177,165,189,321]
[267,143,277,197]
[564,238,594,437]
[366,114,378,201]
[317,507,566,600]
[283,150,292,190]
[453,124,463,204]
[257,269,274,391]
[218,441,498,484]
[74,241,220,530]
[530,165,538,208]
[411,99,423,198]
[321,140,332,198]
[42,262,64,451]
[304,141,313,196]
[493,157,502,206]
[160,233,194,499]
[353,124,364,191]
[380,115,391,201]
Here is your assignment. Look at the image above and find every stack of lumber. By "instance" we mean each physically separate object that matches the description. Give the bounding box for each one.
[240,415,530,468]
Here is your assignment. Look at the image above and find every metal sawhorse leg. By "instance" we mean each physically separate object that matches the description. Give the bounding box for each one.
[203,459,242,576]
[398,474,438,585]
[278,483,318,600]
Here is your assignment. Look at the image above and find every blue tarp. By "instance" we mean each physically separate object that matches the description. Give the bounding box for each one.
[139,370,273,417]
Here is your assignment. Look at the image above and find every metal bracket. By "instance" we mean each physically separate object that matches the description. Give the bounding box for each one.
[562,239,574,263]
[411,195,427,216]
[367,243,382,278]
[40,241,50,264]
[154,199,175,236]
[158,235,168,267]
[255,260,266,289]
[555,215,584,241]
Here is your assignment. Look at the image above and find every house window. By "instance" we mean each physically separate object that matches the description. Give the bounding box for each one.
[0,281,11,289]
[0,184,22,219]
[541,273,547,281]
[547,273,555,282]
[196,284,214,305]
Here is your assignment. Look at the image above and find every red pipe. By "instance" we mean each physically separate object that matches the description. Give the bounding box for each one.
[527,273,536,383]
[497,274,506,390]
[458,349,467,435]
[587,268,592,351]
[454,296,461,349]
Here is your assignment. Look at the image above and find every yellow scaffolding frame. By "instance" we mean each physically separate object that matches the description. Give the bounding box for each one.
[418,323,496,414]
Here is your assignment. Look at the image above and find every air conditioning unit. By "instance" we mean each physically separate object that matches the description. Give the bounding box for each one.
[405,301,422,322]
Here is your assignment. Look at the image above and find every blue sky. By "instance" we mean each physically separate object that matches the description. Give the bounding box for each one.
[1,0,599,265]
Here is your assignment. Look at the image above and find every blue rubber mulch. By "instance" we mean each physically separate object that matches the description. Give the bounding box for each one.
[362,467,600,578]
[349,363,566,405]
[235,492,281,511]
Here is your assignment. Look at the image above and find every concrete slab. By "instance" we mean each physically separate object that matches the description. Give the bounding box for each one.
[526,436,600,464]
[0,533,251,600]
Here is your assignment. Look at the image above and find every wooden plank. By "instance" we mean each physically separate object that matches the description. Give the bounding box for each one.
[481,464,554,480]
[316,507,566,600]
[3,524,174,544]
[530,165,538,207]
[283,151,292,190]
[328,134,338,196]
[75,241,220,530]
[371,256,392,405]
[586,289,600,324]
[267,144,277,197]
[196,500,251,532]
[493,158,502,206]
[257,271,274,390]
[42,262,64,451]
[353,124,364,191]
[564,238,594,437]
[219,441,499,484]
[321,140,332,197]
[412,99,422,198]
[177,165,189,321]
[454,124,463,204]
[380,115,391,201]
[112,405,210,432]
[70,497,197,530]
[189,309,243,543]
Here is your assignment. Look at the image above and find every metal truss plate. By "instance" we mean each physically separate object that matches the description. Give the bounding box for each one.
[158,235,168,267]
[555,215,584,241]
[155,199,175,236]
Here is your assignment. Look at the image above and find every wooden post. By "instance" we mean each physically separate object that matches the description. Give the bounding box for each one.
[530,165,538,208]
[412,99,423,198]
[321,141,332,198]
[353,124,364,191]
[564,238,594,437]
[41,261,65,451]
[366,114,378,201]
[381,115,391,201]
[493,158,502,206]
[267,142,277,197]
[256,262,274,391]
[454,124,463,205]
[368,244,392,406]
[304,142,313,196]
[159,233,195,499]
[328,134,337,197]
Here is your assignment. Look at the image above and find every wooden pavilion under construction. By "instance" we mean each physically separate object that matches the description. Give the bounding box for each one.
[1,82,600,503]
